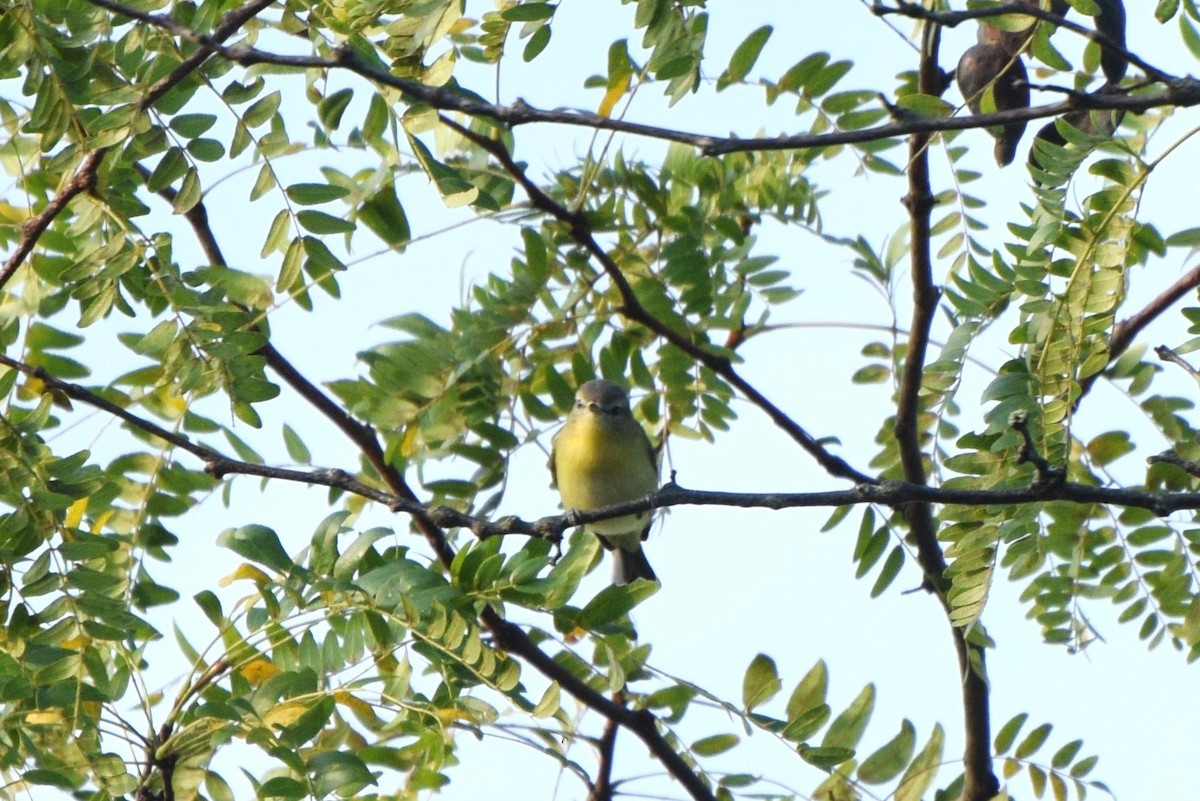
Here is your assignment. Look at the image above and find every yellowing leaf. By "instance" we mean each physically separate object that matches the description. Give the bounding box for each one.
[0,201,31,223]
[21,376,47,396]
[334,690,381,724]
[263,700,310,729]
[218,564,272,586]
[26,710,64,725]
[373,651,399,673]
[435,707,479,725]
[442,186,479,208]
[65,496,88,529]
[423,51,456,87]
[598,72,631,118]
[92,508,115,533]
[239,657,279,685]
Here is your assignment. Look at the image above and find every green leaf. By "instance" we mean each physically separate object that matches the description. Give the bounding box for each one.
[217,525,293,573]
[718,25,772,90]
[742,653,782,711]
[318,87,354,131]
[285,183,350,205]
[821,684,875,750]
[798,744,854,769]
[23,769,77,789]
[1165,225,1200,247]
[358,183,411,248]
[692,733,740,757]
[1086,431,1134,466]
[781,704,831,742]
[857,719,916,784]
[147,147,188,191]
[994,712,1028,754]
[895,723,943,801]
[531,682,560,718]
[297,210,355,235]
[1051,739,1083,769]
[243,90,281,127]
[870,546,904,597]
[261,209,291,257]
[282,424,311,464]
[170,113,217,137]
[523,25,552,61]
[1015,722,1053,759]
[786,659,828,721]
[27,323,84,350]
[186,138,225,161]
[405,132,478,205]
[578,580,658,629]
[501,3,556,22]
[257,776,307,799]
[278,237,303,290]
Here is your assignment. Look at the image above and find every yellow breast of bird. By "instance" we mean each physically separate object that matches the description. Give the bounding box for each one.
[554,414,656,536]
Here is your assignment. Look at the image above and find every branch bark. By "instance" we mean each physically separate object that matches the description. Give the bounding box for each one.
[899,21,998,801]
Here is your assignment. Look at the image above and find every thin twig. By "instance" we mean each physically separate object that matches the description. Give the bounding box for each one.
[1010,410,1064,487]
[1147,450,1200,479]
[1154,344,1200,386]
[586,701,622,801]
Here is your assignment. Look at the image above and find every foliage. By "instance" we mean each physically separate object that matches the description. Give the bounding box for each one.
[0,1,1198,800]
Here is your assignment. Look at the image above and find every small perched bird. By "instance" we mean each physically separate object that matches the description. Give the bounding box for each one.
[550,380,659,585]
[956,41,1030,167]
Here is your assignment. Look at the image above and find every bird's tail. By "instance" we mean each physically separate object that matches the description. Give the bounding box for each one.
[612,546,657,585]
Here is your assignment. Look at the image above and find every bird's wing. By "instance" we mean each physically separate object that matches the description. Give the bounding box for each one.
[644,428,661,476]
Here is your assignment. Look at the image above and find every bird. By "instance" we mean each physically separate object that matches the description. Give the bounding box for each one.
[956,41,1031,167]
[549,379,659,585]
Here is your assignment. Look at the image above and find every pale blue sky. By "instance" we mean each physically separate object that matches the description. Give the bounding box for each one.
[21,1,1200,799]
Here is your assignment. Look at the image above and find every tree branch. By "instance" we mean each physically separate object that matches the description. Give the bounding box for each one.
[899,22,998,801]
[81,0,1200,159]
[6,351,1200,544]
